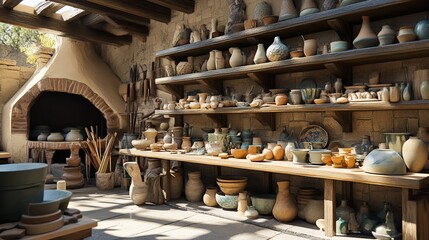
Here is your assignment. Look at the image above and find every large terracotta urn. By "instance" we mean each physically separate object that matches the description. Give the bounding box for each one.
[402,137,428,172]
[185,171,205,202]
[353,16,379,48]
[272,181,298,222]
[169,171,183,199]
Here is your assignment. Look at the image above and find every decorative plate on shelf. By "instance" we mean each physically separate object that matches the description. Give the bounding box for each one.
[298,125,329,148]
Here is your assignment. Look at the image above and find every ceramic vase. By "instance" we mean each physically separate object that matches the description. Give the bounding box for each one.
[207,50,216,71]
[266,36,289,62]
[334,78,343,94]
[389,85,400,103]
[413,69,429,100]
[415,18,429,40]
[303,39,317,56]
[229,47,243,67]
[402,137,428,172]
[47,132,64,141]
[377,25,396,46]
[237,192,248,214]
[353,16,379,48]
[203,187,218,207]
[253,1,272,26]
[275,94,288,105]
[244,206,259,219]
[381,87,390,102]
[170,171,183,199]
[420,80,429,100]
[185,172,205,202]
[279,0,298,21]
[302,199,324,224]
[272,145,285,160]
[215,50,225,70]
[181,137,192,150]
[403,82,412,101]
[397,26,416,43]
[254,44,268,64]
[65,129,83,141]
[336,199,354,222]
[272,181,298,222]
[300,0,320,17]
[285,142,296,161]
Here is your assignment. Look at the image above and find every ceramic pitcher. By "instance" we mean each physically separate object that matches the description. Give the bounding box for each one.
[229,47,243,67]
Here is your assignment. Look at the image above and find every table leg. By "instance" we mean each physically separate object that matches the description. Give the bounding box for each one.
[402,188,417,240]
[162,160,171,202]
[324,179,336,237]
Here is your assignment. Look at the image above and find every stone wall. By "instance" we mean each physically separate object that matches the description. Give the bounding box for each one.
[0,59,35,147]
[101,0,429,216]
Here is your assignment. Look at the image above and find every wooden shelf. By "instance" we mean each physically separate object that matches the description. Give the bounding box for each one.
[156,40,429,85]
[119,149,429,190]
[155,0,427,59]
[154,100,429,115]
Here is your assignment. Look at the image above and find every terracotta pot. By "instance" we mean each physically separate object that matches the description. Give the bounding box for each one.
[262,15,279,26]
[272,145,285,160]
[275,93,288,105]
[207,50,216,71]
[244,19,257,30]
[185,172,204,202]
[272,181,297,222]
[353,16,379,48]
[402,137,428,172]
[397,26,416,43]
[279,0,298,21]
[377,25,396,46]
[203,187,218,207]
[303,39,317,57]
[266,36,289,62]
[299,0,320,17]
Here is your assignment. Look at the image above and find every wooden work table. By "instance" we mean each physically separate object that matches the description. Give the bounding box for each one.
[120,148,429,239]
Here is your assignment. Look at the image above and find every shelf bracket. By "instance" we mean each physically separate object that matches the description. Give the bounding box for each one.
[204,114,227,128]
[326,111,352,133]
[157,84,183,100]
[247,72,274,92]
[327,19,352,44]
[196,79,222,95]
[249,113,275,131]
[324,63,352,86]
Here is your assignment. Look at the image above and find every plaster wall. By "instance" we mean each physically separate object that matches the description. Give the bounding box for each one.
[101,0,429,217]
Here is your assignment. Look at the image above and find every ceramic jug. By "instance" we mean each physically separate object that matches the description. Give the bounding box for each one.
[279,0,298,21]
[353,16,379,48]
[272,181,298,222]
[254,43,268,64]
[229,47,243,67]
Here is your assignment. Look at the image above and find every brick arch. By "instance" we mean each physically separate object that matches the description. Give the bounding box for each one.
[11,78,120,134]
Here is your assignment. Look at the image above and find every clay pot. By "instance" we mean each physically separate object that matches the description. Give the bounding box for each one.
[389,85,401,103]
[254,43,268,64]
[381,87,390,102]
[207,50,216,71]
[244,206,259,219]
[203,187,218,207]
[185,172,205,202]
[181,137,192,150]
[353,16,379,48]
[229,47,243,67]
[47,132,64,141]
[377,25,396,46]
[169,171,183,199]
[301,199,324,224]
[65,129,83,141]
[272,181,298,222]
[244,19,257,30]
[303,39,317,56]
[272,145,285,160]
[334,78,343,94]
[214,50,225,70]
[262,15,279,26]
[279,0,298,21]
[176,59,193,75]
[299,0,320,17]
[237,192,248,214]
[253,1,272,26]
[402,137,428,172]
[275,94,288,105]
[421,80,429,100]
[266,36,289,62]
[397,26,416,43]
[37,132,49,141]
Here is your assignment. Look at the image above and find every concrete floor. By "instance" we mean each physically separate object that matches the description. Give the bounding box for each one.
[66,186,370,240]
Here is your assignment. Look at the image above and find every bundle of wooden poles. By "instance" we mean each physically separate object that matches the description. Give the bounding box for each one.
[79,127,117,174]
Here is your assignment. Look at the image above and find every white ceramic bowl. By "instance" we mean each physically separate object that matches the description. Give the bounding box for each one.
[330,41,348,53]
[308,149,332,164]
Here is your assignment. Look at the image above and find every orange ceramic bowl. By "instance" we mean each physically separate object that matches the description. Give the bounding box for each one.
[331,155,344,165]
[231,149,248,159]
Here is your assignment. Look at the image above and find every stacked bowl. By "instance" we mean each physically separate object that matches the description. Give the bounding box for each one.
[216,176,247,209]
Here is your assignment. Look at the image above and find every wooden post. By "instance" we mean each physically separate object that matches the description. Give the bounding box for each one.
[402,188,417,240]
[324,179,336,237]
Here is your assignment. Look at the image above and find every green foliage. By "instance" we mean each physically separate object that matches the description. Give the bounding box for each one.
[0,23,56,65]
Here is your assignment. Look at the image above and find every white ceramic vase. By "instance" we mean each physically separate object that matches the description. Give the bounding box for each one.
[254,43,268,64]
[402,137,428,172]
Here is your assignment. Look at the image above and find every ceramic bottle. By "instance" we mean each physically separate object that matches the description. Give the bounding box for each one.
[403,82,412,101]
[215,50,225,70]
[266,36,289,62]
[229,47,243,67]
[334,78,343,94]
[402,137,428,172]
[254,43,268,64]
[377,25,396,46]
[353,16,379,48]
[285,142,296,161]
[207,50,216,70]
[279,0,298,21]
[420,80,429,100]
[185,171,205,202]
[389,85,400,103]
[203,187,218,207]
[336,199,354,222]
[272,181,298,222]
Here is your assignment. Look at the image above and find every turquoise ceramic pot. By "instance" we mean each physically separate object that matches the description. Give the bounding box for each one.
[0,163,47,223]
[362,149,406,175]
[215,192,238,210]
[251,194,276,215]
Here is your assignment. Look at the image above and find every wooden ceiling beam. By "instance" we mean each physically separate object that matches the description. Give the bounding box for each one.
[50,0,150,26]
[87,0,170,23]
[0,5,132,46]
[34,1,65,16]
[103,16,149,36]
[61,8,88,22]
[1,0,22,9]
[146,0,194,14]
[81,13,104,26]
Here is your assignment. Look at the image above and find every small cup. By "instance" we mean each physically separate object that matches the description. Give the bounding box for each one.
[330,41,348,53]
[248,145,261,154]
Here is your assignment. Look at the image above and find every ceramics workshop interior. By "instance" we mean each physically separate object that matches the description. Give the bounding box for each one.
[1,0,429,239]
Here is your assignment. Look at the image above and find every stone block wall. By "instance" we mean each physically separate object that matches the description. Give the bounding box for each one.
[0,59,35,147]
[101,0,429,217]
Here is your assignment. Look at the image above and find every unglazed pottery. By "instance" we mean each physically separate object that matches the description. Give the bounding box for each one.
[353,16,379,48]
[389,85,400,103]
[266,36,289,62]
[272,181,298,222]
[207,50,216,70]
[397,26,416,43]
[47,132,64,141]
[299,0,320,17]
[65,129,83,141]
[402,137,428,172]
[203,187,218,207]
[290,89,302,104]
[96,172,114,190]
[244,19,257,29]
[308,149,331,164]
[362,149,407,175]
[251,194,276,215]
[237,192,248,214]
[336,217,348,235]
[253,44,267,63]
[301,199,324,224]
[377,25,396,46]
[214,50,225,70]
[229,47,243,67]
[253,1,272,26]
[279,0,298,21]
[420,80,429,100]
[185,172,205,202]
[303,39,317,56]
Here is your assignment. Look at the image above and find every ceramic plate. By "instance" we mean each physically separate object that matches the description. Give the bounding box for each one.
[299,125,329,148]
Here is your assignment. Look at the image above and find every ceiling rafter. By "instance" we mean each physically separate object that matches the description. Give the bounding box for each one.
[87,0,171,23]
[146,0,194,14]
[1,0,22,9]
[61,8,88,22]
[50,0,150,26]
[34,1,65,16]
[0,5,131,45]
[104,16,149,36]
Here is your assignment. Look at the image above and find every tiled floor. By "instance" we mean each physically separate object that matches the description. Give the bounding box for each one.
[66,186,371,240]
